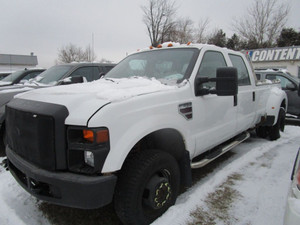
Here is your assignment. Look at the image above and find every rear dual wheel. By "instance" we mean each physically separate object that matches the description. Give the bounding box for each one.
[256,107,285,141]
[114,149,180,225]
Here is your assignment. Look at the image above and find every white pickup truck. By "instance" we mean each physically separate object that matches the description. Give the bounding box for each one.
[5,43,288,225]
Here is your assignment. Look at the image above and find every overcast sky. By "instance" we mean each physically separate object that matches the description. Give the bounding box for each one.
[1,0,299,68]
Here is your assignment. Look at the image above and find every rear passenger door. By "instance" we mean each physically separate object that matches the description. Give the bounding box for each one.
[229,54,256,132]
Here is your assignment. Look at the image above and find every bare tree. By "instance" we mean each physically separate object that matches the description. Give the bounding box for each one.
[233,0,289,48]
[194,18,210,43]
[142,0,177,47]
[168,17,194,43]
[57,43,97,63]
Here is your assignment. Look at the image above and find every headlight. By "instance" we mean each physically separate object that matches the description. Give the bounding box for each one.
[84,151,94,167]
[67,127,110,174]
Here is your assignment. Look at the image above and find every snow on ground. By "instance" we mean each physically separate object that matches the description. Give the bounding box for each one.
[0,125,299,225]
[153,126,300,225]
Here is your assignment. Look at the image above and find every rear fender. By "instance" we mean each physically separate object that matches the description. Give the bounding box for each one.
[265,87,287,126]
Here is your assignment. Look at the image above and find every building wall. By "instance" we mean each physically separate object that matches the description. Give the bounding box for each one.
[247,46,300,78]
[0,53,38,73]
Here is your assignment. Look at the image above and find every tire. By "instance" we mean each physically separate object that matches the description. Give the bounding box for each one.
[114,150,180,225]
[0,129,6,157]
[269,107,285,141]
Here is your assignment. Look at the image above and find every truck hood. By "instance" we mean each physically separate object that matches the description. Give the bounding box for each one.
[16,77,177,126]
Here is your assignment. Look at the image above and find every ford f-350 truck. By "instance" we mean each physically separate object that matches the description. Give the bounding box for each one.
[5,43,288,225]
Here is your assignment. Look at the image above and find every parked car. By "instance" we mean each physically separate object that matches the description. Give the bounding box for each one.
[0,71,13,80]
[255,69,300,117]
[0,68,45,87]
[284,148,300,225]
[5,43,287,224]
[0,62,115,153]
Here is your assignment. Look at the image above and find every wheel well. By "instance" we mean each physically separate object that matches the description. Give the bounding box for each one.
[130,128,186,161]
[125,128,192,187]
[281,100,286,111]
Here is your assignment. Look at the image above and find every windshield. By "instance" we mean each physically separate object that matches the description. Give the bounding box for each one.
[1,70,24,82]
[105,48,199,85]
[36,65,72,85]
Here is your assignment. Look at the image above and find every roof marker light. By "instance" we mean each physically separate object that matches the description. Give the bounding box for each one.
[187,42,191,45]
[149,46,153,49]
[167,43,173,47]
[157,44,162,48]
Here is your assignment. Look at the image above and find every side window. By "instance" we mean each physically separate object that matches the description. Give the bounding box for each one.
[197,51,227,88]
[266,74,294,89]
[255,73,261,80]
[71,66,100,82]
[102,66,114,73]
[229,54,251,86]
[22,71,41,81]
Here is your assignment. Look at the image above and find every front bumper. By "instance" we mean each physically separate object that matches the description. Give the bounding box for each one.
[6,146,117,209]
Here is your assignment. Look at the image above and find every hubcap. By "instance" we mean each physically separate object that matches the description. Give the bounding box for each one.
[143,172,172,209]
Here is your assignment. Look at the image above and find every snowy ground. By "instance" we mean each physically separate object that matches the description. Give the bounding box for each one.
[0,125,299,225]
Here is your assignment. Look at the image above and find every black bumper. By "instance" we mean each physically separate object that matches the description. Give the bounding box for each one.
[6,146,117,209]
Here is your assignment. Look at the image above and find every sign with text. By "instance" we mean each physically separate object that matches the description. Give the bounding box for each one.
[247,46,300,62]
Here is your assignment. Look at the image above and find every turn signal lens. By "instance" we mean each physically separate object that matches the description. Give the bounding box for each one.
[83,130,94,142]
[83,129,109,144]
[95,130,109,143]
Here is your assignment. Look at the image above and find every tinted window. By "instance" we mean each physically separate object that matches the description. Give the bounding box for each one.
[266,74,294,89]
[2,70,23,82]
[256,73,261,80]
[21,71,42,81]
[197,51,227,89]
[38,65,72,85]
[229,54,251,86]
[71,66,100,82]
[102,66,114,73]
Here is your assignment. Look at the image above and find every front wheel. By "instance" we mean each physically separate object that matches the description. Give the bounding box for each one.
[114,150,180,225]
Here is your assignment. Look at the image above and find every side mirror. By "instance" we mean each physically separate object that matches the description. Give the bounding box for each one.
[60,76,84,85]
[70,76,84,83]
[195,67,238,96]
[216,67,238,96]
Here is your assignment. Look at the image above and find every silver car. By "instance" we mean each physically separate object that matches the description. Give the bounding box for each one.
[284,148,300,225]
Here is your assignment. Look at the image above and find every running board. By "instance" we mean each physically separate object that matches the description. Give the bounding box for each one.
[191,132,250,169]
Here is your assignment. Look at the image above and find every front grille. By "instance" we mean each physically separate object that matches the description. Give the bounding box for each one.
[6,99,69,171]
[6,106,56,170]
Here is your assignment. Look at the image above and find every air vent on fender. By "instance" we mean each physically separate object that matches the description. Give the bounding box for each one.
[178,102,192,120]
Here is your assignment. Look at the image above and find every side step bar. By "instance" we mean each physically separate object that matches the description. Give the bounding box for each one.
[191,132,250,169]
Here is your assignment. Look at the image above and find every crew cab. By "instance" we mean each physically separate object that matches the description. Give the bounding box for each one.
[5,43,288,225]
